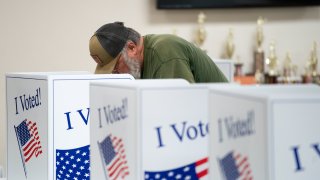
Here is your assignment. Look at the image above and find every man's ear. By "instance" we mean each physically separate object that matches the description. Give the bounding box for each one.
[126,41,138,56]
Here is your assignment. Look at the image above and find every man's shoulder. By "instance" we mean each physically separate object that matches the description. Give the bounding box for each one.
[145,34,185,44]
[145,34,191,53]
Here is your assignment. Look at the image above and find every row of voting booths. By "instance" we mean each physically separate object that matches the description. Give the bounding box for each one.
[6,71,320,179]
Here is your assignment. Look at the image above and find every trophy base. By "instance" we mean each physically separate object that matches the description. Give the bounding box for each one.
[234,62,243,76]
[254,51,265,74]
[302,74,320,84]
[264,73,279,84]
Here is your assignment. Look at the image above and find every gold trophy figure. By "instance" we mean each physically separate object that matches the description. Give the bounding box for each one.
[283,52,293,83]
[172,28,178,36]
[195,12,207,49]
[303,41,319,84]
[256,17,264,52]
[310,41,318,77]
[254,16,266,83]
[283,52,292,76]
[264,41,279,83]
[226,28,235,60]
[266,41,278,76]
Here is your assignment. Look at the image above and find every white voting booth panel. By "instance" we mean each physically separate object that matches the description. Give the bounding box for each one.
[238,84,320,94]
[6,72,134,180]
[90,79,210,180]
[214,60,234,82]
[208,84,320,180]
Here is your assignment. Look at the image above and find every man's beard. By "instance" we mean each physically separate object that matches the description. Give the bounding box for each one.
[123,51,141,79]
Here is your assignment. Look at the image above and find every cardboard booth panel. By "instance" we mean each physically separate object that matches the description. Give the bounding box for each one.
[209,89,268,180]
[90,80,210,180]
[239,84,320,94]
[208,85,320,180]
[205,84,319,96]
[90,83,138,180]
[6,72,134,180]
[93,78,190,87]
[271,97,320,180]
[6,77,49,180]
[141,88,209,170]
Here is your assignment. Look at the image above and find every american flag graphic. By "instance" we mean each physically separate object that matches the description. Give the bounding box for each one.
[218,151,253,180]
[98,134,129,180]
[15,119,43,163]
[144,157,208,180]
[56,145,90,180]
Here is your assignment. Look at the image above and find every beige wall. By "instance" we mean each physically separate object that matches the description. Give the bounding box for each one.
[0,0,319,176]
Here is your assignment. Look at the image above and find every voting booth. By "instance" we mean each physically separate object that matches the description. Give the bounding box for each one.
[208,84,320,180]
[90,79,210,180]
[6,72,134,180]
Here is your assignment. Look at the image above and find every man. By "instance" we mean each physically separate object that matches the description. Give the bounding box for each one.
[89,22,228,83]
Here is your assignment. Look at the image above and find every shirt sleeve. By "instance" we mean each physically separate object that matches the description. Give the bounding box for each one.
[155,59,196,83]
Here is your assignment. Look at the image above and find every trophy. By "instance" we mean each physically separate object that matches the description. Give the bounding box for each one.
[265,41,279,83]
[303,62,313,83]
[234,56,243,76]
[225,28,235,60]
[279,52,300,84]
[283,52,292,76]
[266,41,278,76]
[303,41,319,83]
[253,17,266,81]
[310,41,318,77]
[283,52,293,83]
[195,12,207,50]
[172,28,178,36]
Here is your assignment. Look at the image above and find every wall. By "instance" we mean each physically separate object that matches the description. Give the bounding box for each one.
[0,0,319,176]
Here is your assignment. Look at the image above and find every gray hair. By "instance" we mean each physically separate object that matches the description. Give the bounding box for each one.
[127,27,141,45]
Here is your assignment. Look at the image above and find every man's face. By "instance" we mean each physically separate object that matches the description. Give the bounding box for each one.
[113,50,141,79]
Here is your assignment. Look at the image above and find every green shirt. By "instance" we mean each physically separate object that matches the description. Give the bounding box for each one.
[142,34,228,83]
